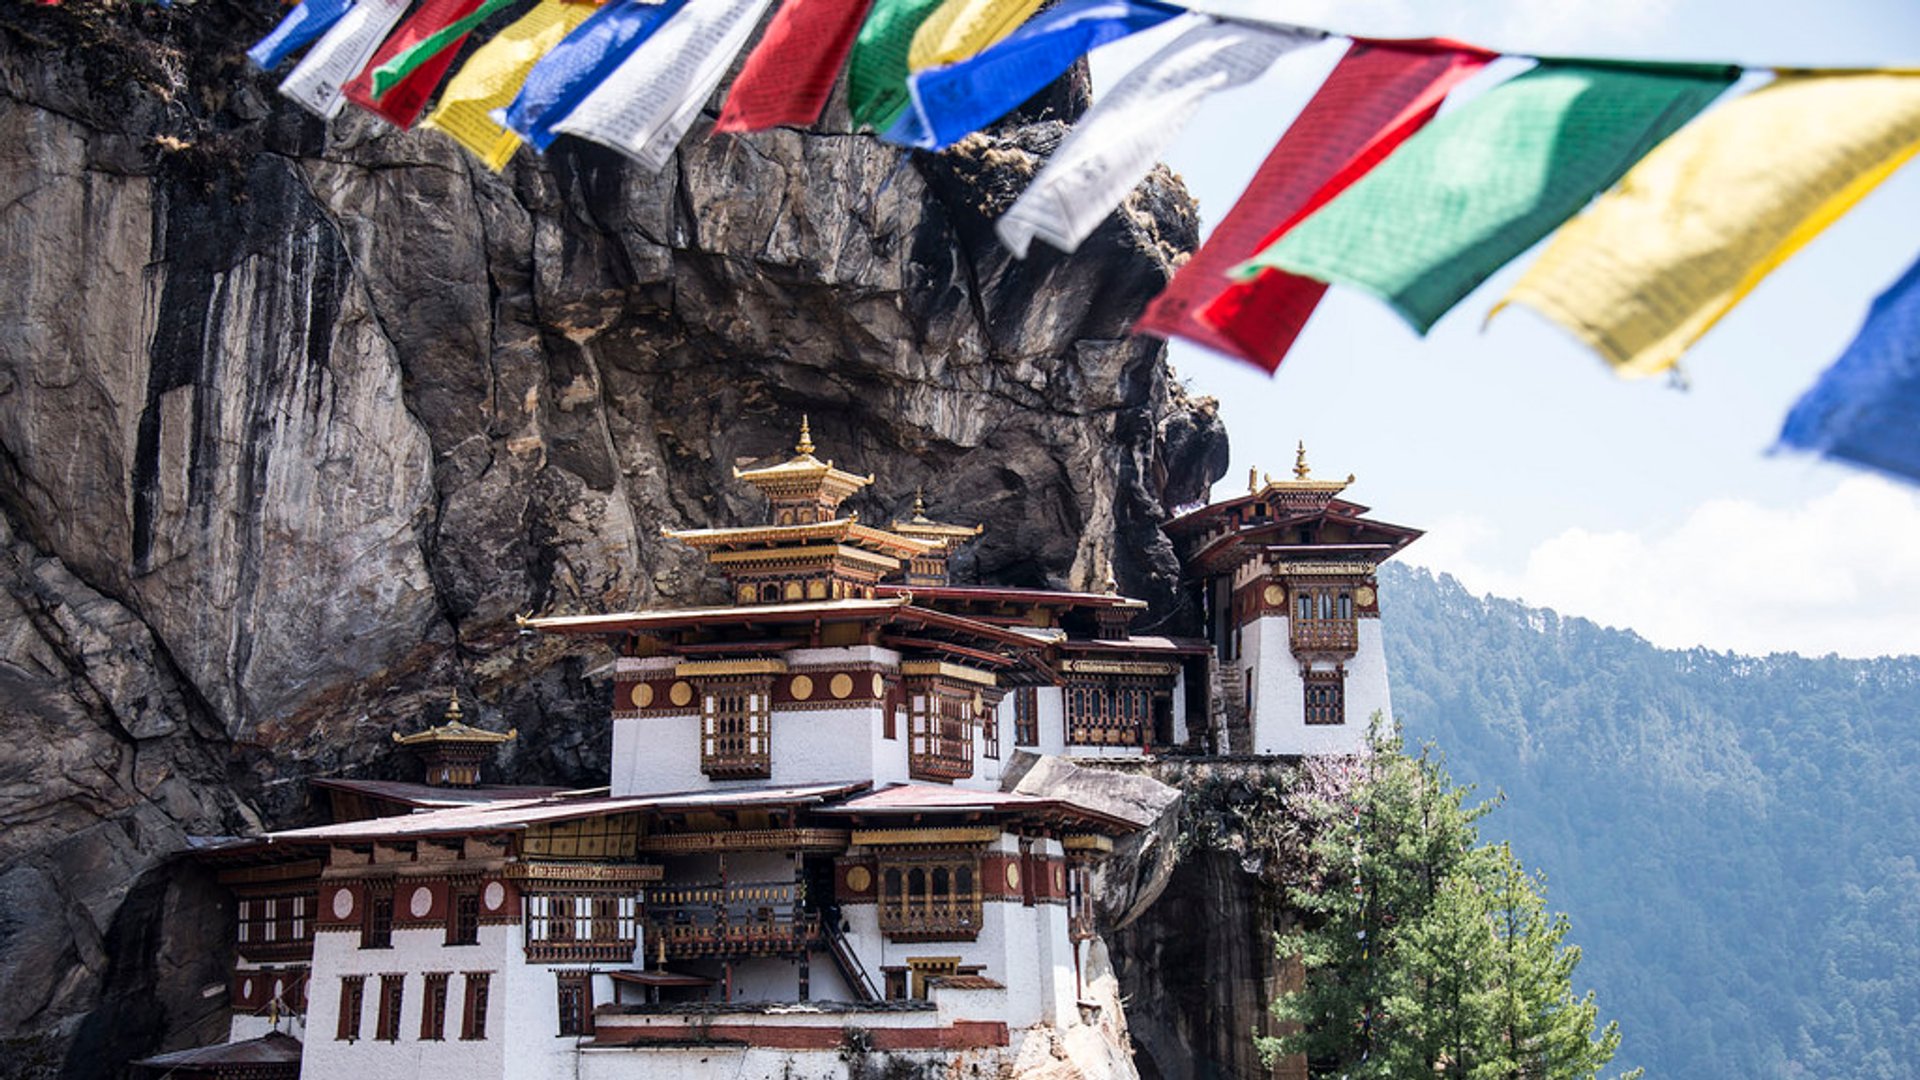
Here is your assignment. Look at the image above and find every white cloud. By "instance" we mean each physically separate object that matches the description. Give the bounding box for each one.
[1401,476,1920,658]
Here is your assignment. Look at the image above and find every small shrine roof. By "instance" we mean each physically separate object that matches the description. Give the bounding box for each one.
[890,490,984,543]
[662,518,933,558]
[266,781,871,843]
[391,718,517,747]
[131,1032,302,1070]
[730,417,875,501]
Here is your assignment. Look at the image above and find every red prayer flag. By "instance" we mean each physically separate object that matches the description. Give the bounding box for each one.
[342,0,491,129]
[1134,38,1494,373]
[715,0,877,132]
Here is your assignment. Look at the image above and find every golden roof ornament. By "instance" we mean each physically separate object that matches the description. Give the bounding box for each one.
[796,415,816,456]
[1248,466,1258,494]
[392,689,517,747]
[913,487,929,521]
[1294,441,1311,481]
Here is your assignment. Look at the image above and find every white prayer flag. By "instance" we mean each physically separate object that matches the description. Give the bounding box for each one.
[277,0,413,119]
[552,0,775,174]
[996,16,1321,257]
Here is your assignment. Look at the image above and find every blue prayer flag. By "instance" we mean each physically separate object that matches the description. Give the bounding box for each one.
[247,0,355,70]
[895,0,1182,151]
[1778,252,1920,485]
[501,0,690,152]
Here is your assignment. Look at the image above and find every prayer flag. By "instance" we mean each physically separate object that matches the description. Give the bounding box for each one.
[423,0,597,170]
[1238,61,1738,334]
[551,0,775,173]
[502,0,688,153]
[1132,38,1493,370]
[248,0,355,71]
[341,0,492,128]
[715,0,877,132]
[1498,71,1920,377]
[1778,251,1920,484]
[895,0,1182,151]
[278,0,412,119]
[907,0,1045,73]
[369,0,519,100]
[847,0,949,131]
[995,17,1322,258]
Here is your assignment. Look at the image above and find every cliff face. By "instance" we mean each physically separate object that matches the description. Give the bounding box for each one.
[0,2,1227,1074]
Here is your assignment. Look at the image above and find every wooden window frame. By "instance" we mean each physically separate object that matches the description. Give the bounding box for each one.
[421,973,449,1041]
[336,976,364,1042]
[556,972,594,1038]
[699,677,772,779]
[1065,679,1152,747]
[461,972,491,1040]
[1012,687,1039,747]
[876,850,984,942]
[361,888,393,950]
[1304,669,1345,726]
[448,889,480,946]
[906,682,974,781]
[375,974,404,1042]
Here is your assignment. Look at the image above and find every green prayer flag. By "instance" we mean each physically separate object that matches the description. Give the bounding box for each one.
[1236,61,1738,333]
[371,0,519,98]
[848,0,948,131]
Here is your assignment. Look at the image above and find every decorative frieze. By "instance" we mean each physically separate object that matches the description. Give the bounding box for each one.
[641,828,849,854]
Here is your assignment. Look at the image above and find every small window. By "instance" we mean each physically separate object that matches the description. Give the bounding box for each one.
[982,705,1000,760]
[362,891,393,950]
[421,973,449,1040]
[336,976,364,1042]
[1013,688,1038,747]
[556,973,593,1037]
[1304,670,1345,725]
[448,891,480,946]
[462,973,491,1040]
[375,975,404,1042]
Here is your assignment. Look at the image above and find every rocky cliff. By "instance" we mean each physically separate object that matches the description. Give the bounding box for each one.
[0,1,1228,1075]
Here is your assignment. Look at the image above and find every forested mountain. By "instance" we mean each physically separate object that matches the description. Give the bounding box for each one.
[1381,564,1920,1079]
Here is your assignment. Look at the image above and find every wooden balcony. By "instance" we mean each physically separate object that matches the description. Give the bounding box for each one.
[876,900,983,943]
[526,939,637,964]
[1289,618,1357,655]
[646,880,822,959]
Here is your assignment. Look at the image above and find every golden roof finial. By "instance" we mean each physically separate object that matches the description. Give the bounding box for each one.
[796,415,815,456]
[1293,440,1311,481]
[913,486,928,520]
[1248,466,1259,494]
[446,689,463,723]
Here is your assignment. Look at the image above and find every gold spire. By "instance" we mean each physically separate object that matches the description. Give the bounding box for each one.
[1248,466,1259,494]
[796,415,815,456]
[913,486,928,520]
[446,688,463,723]
[1294,441,1311,481]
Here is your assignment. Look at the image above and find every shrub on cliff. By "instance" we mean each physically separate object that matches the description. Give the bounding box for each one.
[1267,721,1639,1080]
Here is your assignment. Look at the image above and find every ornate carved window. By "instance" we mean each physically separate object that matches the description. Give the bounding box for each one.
[421,973,449,1040]
[1013,688,1039,747]
[525,892,638,963]
[336,976,364,1042]
[877,851,983,942]
[700,678,772,779]
[375,974,404,1042]
[1290,584,1358,654]
[1067,861,1096,941]
[461,973,491,1040]
[556,972,593,1037]
[645,879,819,959]
[1065,681,1151,747]
[1304,669,1345,725]
[908,685,974,781]
[236,891,315,960]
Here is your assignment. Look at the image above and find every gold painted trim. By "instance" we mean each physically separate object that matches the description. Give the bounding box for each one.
[506,862,664,883]
[1059,660,1178,677]
[674,659,789,677]
[851,827,1000,847]
[1062,834,1114,854]
[640,828,850,854]
[898,661,998,688]
[1270,561,1380,577]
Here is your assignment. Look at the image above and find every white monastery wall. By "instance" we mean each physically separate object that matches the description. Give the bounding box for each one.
[1245,615,1377,756]
[303,923,511,1080]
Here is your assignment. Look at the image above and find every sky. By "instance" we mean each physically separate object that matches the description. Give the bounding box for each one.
[1091,1,1920,659]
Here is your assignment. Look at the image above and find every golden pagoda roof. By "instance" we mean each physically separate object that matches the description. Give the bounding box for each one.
[732,417,875,503]
[663,517,935,558]
[1250,442,1353,497]
[392,692,517,746]
[890,489,985,545]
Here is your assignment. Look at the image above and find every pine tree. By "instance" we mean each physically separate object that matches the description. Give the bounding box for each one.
[1265,721,1637,1079]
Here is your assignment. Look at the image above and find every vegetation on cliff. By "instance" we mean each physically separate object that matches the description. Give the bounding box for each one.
[1267,725,1633,1080]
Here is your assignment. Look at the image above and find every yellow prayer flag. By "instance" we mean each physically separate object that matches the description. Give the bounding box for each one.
[423,0,597,171]
[907,0,1046,72]
[1496,72,1920,377]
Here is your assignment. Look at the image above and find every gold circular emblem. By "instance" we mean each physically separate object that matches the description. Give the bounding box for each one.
[1263,584,1286,607]
[633,682,653,709]
[870,673,885,698]
[1005,862,1022,890]
[669,681,693,707]
[737,584,755,604]
[845,866,872,893]
[1355,585,1377,608]
[830,673,854,699]
[791,674,814,701]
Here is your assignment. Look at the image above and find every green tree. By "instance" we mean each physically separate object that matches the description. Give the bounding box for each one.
[1266,722,1636,1079]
